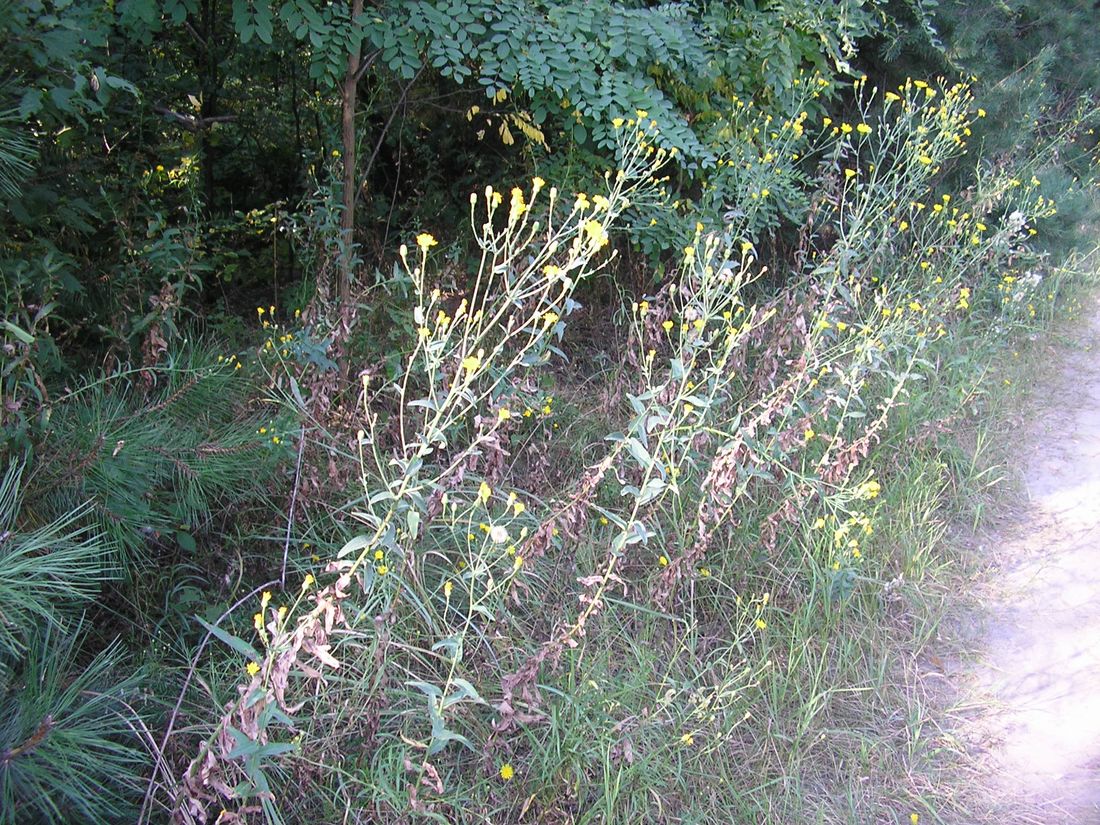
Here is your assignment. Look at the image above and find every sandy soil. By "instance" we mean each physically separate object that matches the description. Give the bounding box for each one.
[961,293,1100,823]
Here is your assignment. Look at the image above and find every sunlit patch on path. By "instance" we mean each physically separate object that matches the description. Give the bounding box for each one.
[966,294,1100,822]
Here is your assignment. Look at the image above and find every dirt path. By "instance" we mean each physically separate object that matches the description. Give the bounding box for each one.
[962,293,1100,823]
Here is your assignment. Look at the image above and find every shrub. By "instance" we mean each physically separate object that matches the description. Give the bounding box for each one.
[0,463,146,824]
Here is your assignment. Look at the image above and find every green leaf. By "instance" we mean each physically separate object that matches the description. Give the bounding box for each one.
[623,436,653,470]
[336,534,374,559]
[196,616,261,661]
[443,677,486,710]
[2,320,34,344]
[407,679,443,701]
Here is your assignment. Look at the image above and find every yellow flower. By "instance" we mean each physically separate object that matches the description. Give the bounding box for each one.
[377,564,389,575]
[856,123,872,135]
[918,155,933,165]
[910,816,919,825]
[246,661,261,677]
[374,549,384,560]
[612,117,624,128]
[804,428,815,440]
[584,219,609,248]
[857,479,881,500]
[500,763,515,781]
[461,355,481,374]
[416,233,438,252]
[253,612,264,632]
[498,407,511,422]
[662,320,674,333]
[513,500,526,516]
[680,732,695,746]
[444,580,454,598]
[844,168,856,179]
[755,618,767,630]
[302,573,315,591]
[509,187,526,223]
[658,555,669,567]
[478,481,492,503]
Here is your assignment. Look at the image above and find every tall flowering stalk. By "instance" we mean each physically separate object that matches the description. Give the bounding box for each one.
[176,119,670,822]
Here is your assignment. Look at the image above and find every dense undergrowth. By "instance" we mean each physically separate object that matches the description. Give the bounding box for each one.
[2,1,1100,823]
[163,83,1097,823]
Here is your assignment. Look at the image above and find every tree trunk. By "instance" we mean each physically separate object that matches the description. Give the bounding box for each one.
[338,0,365,313]
[198,0,218,210]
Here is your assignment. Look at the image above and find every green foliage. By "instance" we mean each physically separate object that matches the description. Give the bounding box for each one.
[361,0,880,249]
[0,464,114,667]
[936,0,1100,96]
[0,102,36,201]
[0,627,146,825]
[29,347,280,566]
[169,75,1097,822]
[0,0,136,127]
[857,1,1100,275]
[0,0,1095,823]
[0,464,146,825]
